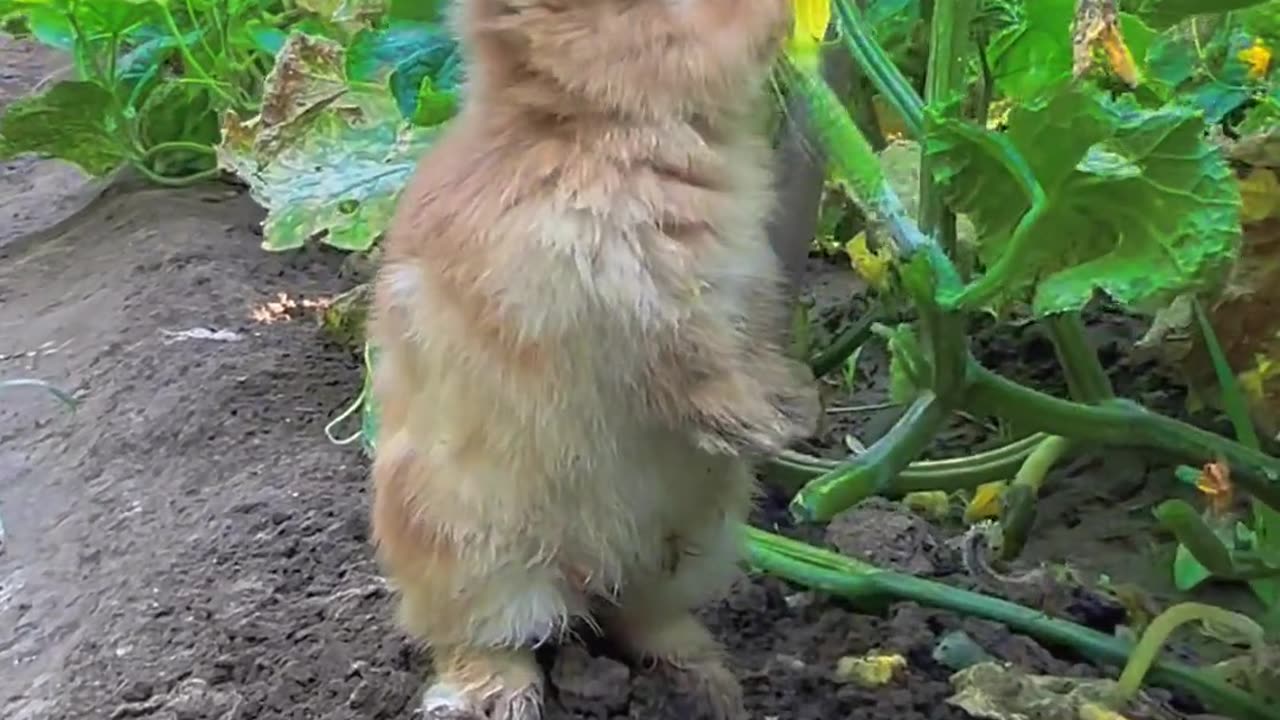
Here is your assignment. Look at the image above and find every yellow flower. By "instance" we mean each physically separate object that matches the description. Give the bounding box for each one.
[845,231,893,292]
[789,0,831,66]
[1194,460,1233,518]
[964,481,1007,523]
[1240,40,1272,80]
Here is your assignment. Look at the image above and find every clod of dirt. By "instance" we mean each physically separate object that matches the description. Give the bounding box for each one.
[549,646,631,715]
[825,497,953,575]
[110,678,243,720]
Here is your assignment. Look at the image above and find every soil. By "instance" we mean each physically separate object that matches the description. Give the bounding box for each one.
[0,34,1257,720]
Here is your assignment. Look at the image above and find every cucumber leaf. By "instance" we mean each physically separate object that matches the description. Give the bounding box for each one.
[924,80,1241,316]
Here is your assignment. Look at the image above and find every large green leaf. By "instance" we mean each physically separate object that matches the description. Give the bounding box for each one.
[346,18,456,82]
[4,0,160,48]
[216,32,438,252]
[924,80,1241,316]
[387,0,444,22]
[988,0,1155,103]
[1132,0,1270,30]
[0,80,126,176]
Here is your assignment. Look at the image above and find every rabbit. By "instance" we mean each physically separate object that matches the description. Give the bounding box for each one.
[366,0,818,716]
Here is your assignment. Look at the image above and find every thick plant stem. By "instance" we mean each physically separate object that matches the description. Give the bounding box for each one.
[920,0,974,258]
[1000,435,1072,559]
[808,301,881,378]
[780,58,930,257]
[1110,602,1264,709]
[1044,312,1114,403]
[790,392,951,521]
[744,528,1274,720]
[965,361,1280,511]
[832,0,924,137]
[766,433,1045,497]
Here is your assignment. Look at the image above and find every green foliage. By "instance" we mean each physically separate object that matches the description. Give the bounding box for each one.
[1129,0,1271,31]
[925,79,1240,316]
[2,0,461,249]
[988,0,1155,103]
[0,80,127,175]
[217,32,446,251]
[990,0,1275,128]
[0,0,294,181]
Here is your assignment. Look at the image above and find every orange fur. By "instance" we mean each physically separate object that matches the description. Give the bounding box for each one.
[368,0,817,716]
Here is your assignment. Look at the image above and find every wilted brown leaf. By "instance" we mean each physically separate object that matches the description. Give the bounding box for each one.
[1072,0,1140,87]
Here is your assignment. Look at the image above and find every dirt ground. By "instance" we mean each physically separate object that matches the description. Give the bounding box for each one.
[0,35,1250,720]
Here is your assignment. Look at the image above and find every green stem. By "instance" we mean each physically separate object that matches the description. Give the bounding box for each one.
[155,4,239,108]
[745,529,1275,720]
[130,162,223,187]
[1000,435,1072,559]
[0,378,78,410]
[140,141,218,162]
[790,392,951,521]
[919,0,973,257]
[790,296,814,361]
[1044,312,1114,403]
[808,302,881,378]
[775,430,1048,474]
[766,434,1043,497]
[1112,602,1264,709]
[106,33,120,85]
[1012,435,1072,492]
[780,58,930,258]
[965,360,1280,511]
[832,0,924,137]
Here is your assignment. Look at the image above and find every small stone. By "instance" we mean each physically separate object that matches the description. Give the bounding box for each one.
[118,679,154,703]
[783,592,815,610]
[769,654,806,672]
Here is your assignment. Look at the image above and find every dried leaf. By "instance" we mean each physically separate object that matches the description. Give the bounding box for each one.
[1196,460,1234,517]
[216,32,440,252]
[1072,0,1141,87]
[1238,167,1280,223]
[834,652,906,687]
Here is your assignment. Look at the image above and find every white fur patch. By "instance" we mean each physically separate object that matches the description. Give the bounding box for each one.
[466,569,577,648]
[382,262,423,309]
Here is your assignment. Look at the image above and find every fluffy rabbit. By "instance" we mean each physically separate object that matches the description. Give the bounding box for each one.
[367,0,818,716]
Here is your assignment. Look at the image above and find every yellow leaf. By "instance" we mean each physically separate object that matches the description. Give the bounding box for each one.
[1239,40,1272,81]
[789,0,830,64]
[846,231,893,292]
[903,491,951,521]
[986,97,1015,130]
[965,481,1007,522]
[1239,167,1280,223]
[834,652,906,687]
